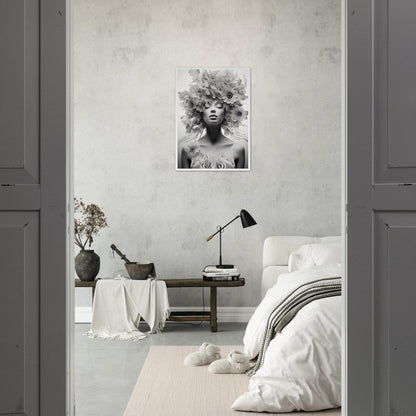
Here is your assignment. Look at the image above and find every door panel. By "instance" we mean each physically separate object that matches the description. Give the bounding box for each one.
[349,0,416,414]
[0,212,39,416]
[374,0,416,182]
[374,213,416,415]
[0,0,67,415]
[388,1,416,168]
[0,0,39,183]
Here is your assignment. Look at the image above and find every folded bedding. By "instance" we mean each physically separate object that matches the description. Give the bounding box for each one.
[233,263,342,413]
[247,275,341,377]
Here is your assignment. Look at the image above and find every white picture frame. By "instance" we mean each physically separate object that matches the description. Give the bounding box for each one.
[176,67,251,171]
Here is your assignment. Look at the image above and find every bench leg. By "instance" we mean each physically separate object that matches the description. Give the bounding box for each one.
[210,287,217,332]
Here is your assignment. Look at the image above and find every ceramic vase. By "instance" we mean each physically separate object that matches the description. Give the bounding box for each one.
[75,249,100,281]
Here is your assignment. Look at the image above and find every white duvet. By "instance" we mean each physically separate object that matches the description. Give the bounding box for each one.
[232,264,342,413]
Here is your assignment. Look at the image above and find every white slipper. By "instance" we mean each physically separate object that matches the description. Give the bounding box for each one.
[184,343,221,366]
[208,350,251,374]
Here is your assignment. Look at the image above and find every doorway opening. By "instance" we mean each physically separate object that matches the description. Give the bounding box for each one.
[70,1,346,415]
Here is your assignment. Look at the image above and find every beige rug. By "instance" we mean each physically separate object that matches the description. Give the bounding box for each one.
[124,345,341,416]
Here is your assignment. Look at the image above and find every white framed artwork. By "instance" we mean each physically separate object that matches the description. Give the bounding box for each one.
[176,67,250,171]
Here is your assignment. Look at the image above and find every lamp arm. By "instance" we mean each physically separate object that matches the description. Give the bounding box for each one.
[206,215,240,241]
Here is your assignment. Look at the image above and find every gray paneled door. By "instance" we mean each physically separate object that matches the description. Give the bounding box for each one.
[348,0,416,415]
[0,1,67,415]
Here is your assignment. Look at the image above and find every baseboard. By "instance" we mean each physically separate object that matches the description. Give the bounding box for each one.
[74,306,255,324]
[75,307,93,323]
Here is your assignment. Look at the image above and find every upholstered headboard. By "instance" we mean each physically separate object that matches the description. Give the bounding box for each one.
[261,236,341,298]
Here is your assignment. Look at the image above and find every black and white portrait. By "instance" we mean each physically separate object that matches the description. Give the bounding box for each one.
[176,68,250,170]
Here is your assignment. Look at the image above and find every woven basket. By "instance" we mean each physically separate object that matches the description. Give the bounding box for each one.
[124,263,156,280]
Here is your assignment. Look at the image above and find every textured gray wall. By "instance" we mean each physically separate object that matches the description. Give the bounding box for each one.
[74,0,341,308]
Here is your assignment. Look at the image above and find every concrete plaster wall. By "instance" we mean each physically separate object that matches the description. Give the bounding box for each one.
[74,0,341,309]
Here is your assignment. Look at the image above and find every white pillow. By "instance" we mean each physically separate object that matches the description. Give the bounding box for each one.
[288,245,314,272]
[288,242,341,272]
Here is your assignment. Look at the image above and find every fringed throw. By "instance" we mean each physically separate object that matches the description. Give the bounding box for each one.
[86,276,170,341]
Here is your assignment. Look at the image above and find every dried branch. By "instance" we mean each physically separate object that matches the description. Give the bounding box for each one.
[74,197,108,250]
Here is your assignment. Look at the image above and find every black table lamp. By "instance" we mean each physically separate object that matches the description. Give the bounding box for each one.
[206,209,257,268]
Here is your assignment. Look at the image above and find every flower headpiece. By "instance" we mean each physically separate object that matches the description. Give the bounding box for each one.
[178,69,248,136]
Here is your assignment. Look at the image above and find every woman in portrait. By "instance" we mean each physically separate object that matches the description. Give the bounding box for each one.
[177,69,249,170]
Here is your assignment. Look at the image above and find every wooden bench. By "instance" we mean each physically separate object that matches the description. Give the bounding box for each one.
[75,277,245,332]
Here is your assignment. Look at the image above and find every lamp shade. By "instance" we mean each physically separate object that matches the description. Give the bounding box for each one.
[240,209,257,228]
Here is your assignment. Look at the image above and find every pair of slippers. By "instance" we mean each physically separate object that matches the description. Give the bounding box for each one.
[184,343,251,374]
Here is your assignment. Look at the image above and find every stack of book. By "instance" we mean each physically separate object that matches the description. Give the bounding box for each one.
[202,265,240,281]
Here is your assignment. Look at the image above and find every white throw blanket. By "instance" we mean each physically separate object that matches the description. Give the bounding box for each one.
[87,276,170,341]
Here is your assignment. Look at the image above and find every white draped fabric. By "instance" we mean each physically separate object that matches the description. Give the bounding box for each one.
[86,276,170,341]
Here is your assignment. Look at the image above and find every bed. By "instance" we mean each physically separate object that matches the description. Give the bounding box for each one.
[232,235,342,413]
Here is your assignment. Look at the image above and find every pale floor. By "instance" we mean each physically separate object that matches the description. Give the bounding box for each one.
[75,321,247,416]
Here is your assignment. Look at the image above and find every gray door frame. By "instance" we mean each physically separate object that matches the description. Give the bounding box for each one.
[345,0,373,414]
[341,2,347,415]
[41,0,72,415]
[67,0,75,414]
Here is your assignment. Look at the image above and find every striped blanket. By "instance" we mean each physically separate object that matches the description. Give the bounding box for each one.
[247,277,341,376]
